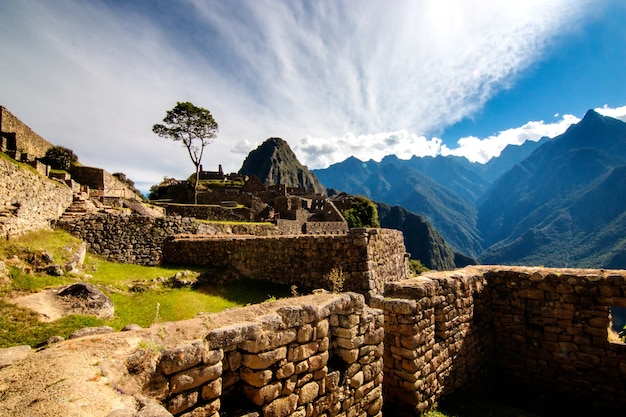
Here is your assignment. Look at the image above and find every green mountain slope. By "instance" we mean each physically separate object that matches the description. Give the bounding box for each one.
[479,110,626,267]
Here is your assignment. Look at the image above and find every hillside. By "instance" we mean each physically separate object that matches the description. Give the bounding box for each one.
[239,137,326,193]
[314,155,483,257]
[315,110,626,268]
[376,202,475,270]
[479,110,626,267]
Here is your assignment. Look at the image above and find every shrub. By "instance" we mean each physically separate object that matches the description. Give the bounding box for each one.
[342,196,380,228]
[327,267,345,293]
[409,259,429,274]
[41,146,78,171]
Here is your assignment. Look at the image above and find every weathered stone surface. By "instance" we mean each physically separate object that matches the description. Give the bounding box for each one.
[68,326,114,339]
[262,394,298,417]
[297,382,320,405]
[242,346,287,369]
[0,345,31,369]
[0,157,72,239]
[170,362,222,393]
[159,342,205,375]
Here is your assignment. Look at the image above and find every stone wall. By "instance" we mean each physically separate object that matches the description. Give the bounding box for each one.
[69,166,141,201]
[57,213,209,265]
[159,203,255,222]
[162,228,410,299]
[0,106,54,158]
[0,156,73,238]
[133,293,384,417]
[371,266,626,415]
[485,266,626,413]
[371,268,492,415]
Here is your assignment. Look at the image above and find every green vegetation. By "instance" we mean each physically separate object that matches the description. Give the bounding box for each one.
[0,229,290,348]
[342,196,380,229]
[153,101,219,204]
[409,259,429,275]
[40,145,78,171]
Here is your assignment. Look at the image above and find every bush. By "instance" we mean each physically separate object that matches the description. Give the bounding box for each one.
[41,146,78,171]
[409,259,429,274]
[342,196,380,228]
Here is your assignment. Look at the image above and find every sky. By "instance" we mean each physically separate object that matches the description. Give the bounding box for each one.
[1,0,625,192]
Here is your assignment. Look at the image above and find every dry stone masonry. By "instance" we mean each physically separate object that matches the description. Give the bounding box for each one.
[0,156,73,238]
[57,213,210,265]
[130,293,384,417]
[162,228,410,299]
[373,266,626,415]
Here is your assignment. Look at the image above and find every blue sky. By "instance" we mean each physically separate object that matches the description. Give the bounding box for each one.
[1,0,625,191]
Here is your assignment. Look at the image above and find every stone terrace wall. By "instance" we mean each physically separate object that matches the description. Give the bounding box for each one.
[159,202,255,222]
[0,106,54,158]
[0,157,73,238]
[373,266,626,415]
[162,228,410,299]
[371,268,492,415]
[485,266,626,413]
[132,292,384,417]
[57,213,211,265]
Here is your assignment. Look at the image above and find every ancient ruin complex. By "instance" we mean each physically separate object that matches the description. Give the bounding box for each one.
[1,107,625,416]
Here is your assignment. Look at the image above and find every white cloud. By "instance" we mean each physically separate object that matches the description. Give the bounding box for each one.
[440,114,581,163]
[295,131,443,168]
[0,0,605,187]
[291,113,589,168]
[596,105,626,122]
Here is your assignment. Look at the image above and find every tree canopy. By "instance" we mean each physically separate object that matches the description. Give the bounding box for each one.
[342,196,380,229]
[41,145,78,171]
[152,101,218,204]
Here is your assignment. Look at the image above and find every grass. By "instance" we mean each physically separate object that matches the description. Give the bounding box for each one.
[0,229,291,348]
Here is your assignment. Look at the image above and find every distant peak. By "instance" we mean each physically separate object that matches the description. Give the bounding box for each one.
[581,109,604,123]
[580,109,605,124]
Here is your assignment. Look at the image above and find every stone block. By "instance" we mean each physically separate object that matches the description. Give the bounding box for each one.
[240,368,273,387]
[241,329,297,353]
[289,341,319,362]
[201,378,222,400]
[297,381,320,405]
[170,362,222,394]
[160,342,205,375]
[167,391,198,415]
[244,381,283,406]
[242,346,287,369]
[262,394,298,417]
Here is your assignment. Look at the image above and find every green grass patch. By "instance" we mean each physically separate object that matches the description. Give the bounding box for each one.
[0,229,82,265]
[7,267,74,294]
[0,299,103,347]
[0,229,293,347]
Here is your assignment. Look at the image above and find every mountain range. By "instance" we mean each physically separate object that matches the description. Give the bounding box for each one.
[314,110,626,268]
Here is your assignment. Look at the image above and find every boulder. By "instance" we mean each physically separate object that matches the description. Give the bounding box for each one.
[58,283,114,318]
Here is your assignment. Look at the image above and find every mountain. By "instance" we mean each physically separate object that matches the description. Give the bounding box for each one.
[314,155,483,257]
[478,110,626,267]
[478,137,550,184]
[376,202,475,270]
[239,138,326,193]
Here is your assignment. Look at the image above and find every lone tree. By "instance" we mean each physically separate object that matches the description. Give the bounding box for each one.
[152,101,218,204]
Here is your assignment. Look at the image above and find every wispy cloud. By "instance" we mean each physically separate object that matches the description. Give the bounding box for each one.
[0,0,605,186]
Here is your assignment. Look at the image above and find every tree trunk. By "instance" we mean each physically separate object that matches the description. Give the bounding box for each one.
[194,164,200,205]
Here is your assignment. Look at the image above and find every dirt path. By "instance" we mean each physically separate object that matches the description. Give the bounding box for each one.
[11,291,69,322]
